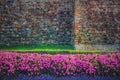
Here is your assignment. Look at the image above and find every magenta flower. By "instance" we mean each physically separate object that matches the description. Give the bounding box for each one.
[0,51,120,77]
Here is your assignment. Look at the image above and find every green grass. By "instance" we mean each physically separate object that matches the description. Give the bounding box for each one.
[0,45,119,54]
[0,45,74,50]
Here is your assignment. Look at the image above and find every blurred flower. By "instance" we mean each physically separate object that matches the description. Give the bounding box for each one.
[0,51,120,77]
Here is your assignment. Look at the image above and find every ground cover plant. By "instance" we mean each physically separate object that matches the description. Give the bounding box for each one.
[0,45,74,51]
[0,51,120,78]
[0,45,117,53]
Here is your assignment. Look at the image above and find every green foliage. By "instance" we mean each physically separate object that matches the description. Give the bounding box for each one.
[0,45,74,50]
[0,45,119,54]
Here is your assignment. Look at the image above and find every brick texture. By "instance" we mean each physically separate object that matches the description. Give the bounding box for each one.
[0,0,120,50]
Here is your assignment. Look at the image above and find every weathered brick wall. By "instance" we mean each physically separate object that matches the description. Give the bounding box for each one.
[0,0,74,45]
[74,0,120,50]
[0,0,120,51]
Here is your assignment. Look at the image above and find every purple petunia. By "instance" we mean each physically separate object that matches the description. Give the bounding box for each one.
[0,50,120,77]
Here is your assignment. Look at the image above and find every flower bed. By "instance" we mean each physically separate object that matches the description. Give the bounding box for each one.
[0,51,120,77]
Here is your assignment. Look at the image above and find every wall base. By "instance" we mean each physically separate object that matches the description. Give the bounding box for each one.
[75,44,120,51]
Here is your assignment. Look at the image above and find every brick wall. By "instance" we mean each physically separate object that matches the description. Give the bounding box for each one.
[0,0,74,45]
[74,0,120,51]
[0,0,120,51]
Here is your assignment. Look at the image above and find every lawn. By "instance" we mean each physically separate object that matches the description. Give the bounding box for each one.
[0,45,118,53]
[0,45,74,50]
